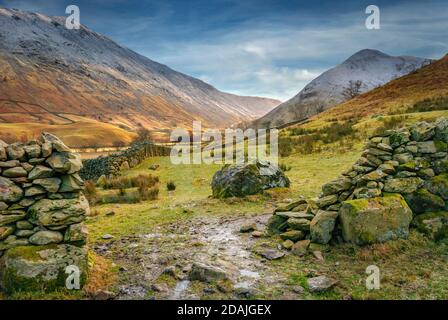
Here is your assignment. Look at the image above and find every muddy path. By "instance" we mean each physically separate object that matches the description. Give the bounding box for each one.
[93,213,284,299]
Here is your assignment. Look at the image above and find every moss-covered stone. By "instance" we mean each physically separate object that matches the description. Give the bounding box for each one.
[404,188,445,214]
[434,160,448,175]
[310,210,339,244]
[211,161,290,198]
[0,244,88,294]
[339,194,413,245]
[383,177,424,194]
[266,215,288,235]
[434,140,448,152]
[412,212,448,241]
[280,230,305,242]
[426,174,448,200]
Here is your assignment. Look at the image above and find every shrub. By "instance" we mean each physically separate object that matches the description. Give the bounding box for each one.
[167,181,177,191]
[102,174,159,190]
[139,186,159,200]
[373,116,408,136]
[278,137,294,157]
[84,181,98,205]
[406,97,448,113]
[99,186,159,204]
[279,163,291,172]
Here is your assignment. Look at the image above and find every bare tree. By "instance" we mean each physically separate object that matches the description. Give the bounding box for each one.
[342,80,363,100]
[133,128,152,143]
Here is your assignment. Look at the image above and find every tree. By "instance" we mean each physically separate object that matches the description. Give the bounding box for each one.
[342,80,364,100]
[134,128,152,143]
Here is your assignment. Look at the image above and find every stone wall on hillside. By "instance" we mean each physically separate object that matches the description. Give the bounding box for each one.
[268,118,448,248]
[80,141,171,181]
[0,133,89,293]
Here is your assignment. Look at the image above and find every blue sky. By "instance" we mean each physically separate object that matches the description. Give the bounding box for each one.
[0,0,447,101]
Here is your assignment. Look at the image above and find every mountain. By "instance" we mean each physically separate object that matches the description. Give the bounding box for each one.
[252,49,432,128]
[0,8,280,146]
[306,53,448,124]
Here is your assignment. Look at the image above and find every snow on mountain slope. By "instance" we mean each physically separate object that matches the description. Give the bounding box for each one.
[0,8,280,134]
[252,49,432,128]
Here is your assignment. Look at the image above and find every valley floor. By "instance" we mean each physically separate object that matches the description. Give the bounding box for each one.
[36,146,447,300]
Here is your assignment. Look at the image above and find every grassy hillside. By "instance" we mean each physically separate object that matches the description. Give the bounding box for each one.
[307,54,448,127]
[0,120,137,148]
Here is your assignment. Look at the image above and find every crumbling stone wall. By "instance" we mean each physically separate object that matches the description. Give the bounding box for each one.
[0,133,89,293]
[268,118,448,248]
[80,141,171,181]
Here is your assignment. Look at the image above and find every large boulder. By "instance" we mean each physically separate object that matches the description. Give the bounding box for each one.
[28,196,90,228]
[0,244,88,293]
[211,161,290,198]
[339,194,413,245]
[0,177,23,203]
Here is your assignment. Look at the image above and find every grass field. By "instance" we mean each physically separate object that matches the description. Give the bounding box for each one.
[79,130,448,300]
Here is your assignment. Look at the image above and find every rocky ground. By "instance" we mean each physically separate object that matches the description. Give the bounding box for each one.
[93,214,291,300]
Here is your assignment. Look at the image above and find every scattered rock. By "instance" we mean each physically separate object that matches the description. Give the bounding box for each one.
[292,285,305,294]
[240,222,256,233]
[92,290,116,300]
[249,230,262,238]
[188,262,228,282]
[291,240,310,256]
[307,276,338,293]
[257,249,285,260]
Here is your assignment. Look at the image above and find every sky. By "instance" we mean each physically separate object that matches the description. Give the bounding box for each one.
[0,0,447,101]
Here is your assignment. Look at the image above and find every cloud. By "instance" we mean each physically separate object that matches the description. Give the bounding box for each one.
[1,0,447,101]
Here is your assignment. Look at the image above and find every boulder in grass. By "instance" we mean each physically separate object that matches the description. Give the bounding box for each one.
[339,194,413,245]
[211,161,290,198]
[188,262,228,283]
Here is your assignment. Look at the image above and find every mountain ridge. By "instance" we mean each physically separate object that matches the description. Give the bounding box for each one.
[251,49,432,128]
[0,8,280,144]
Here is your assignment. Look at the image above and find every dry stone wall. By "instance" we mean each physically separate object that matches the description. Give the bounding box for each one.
[268,118,448,248]
[80,141,171,181]
[0,133,89,293]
